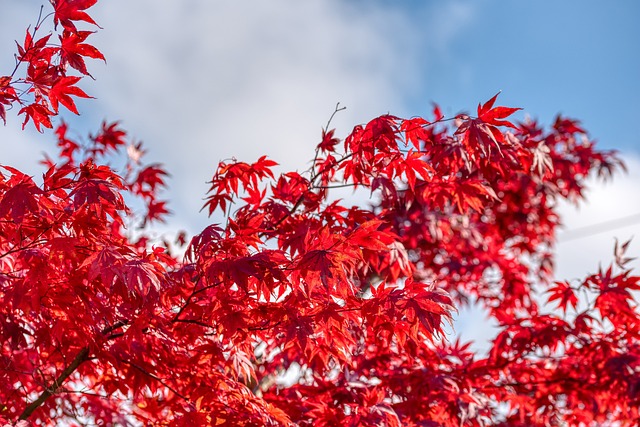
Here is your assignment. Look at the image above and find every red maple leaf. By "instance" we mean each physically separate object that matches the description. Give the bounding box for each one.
[145,199,170,223]
[477,92,521,129]
[59,30,105,75]
[92,121,127,152]
[3,5,637,423]
[133,164,169,197]
[16,30,53,63]
[48,76,91,114]
[546,281,578,311]
[52,0,99,32]
[319,129,340,152]
[0,77,18,125]
[456,93,521,155]
[19,102,54,131]
[0,168,44,222]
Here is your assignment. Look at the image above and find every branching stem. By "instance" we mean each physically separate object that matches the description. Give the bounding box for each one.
[18,347,90,420]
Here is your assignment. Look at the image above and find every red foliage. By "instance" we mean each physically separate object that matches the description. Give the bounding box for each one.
[3,1,104,131]
[0,2,638,426]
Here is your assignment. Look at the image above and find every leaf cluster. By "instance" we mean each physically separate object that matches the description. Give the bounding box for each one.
[0,3,637,426]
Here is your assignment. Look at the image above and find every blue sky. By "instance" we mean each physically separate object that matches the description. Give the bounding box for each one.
[425,0,639,153]
[374,0,640,153]
[1,0,639,349]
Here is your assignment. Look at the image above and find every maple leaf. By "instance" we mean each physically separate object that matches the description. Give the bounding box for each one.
[71,162,126,214]
[432,103,444,121]
[24,63,59,101]
[19,102,54,131]
[613,237,636,268]
[546,281,578,311]
[553,116,585,134]
[531,140,554,176]
[346,220,395,252]
[54,120,80,160]
[48,76,92,114]
[133,164,169,198]
[241,185,267,207]
[2,11,636,422]
[119,259,162,298]
[16,30,53,63]
[0,76,18,125]
[0,168,44,222]
[53,0,99,32]
[400,117,430,150]
[92,121,128,152]
[60,30,105,75]
[297,248,338,294]
[455,93,521,157]
[71,179,126,224]
[319,129,340,151]
[390,150,433,190]
[271,172,309,204]
[477,92,521,128]
[144,200,170,224]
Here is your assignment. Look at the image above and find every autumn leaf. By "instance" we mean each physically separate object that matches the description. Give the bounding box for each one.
[144,200,170,224]
[2,6,635,423]
[16,30,53,63]
[477,92,521,129]
[319,128,340,151]
[546,281,578,311]
[0,169,44,222]
[531,140,554,176]
[133,164,169,197]
[19,103,54,131]
[53,0,99,32]
[48,76,92,114]
[0,77,18,125]
[60,30,105,75]
[400,117,430,150]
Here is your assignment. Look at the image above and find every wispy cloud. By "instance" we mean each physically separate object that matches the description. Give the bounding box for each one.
[78,0,475,230]
[556,153,640,279]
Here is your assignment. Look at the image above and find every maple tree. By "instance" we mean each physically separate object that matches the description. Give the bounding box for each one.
[1,2,639,426]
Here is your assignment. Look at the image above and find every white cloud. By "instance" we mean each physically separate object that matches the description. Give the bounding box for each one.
[79,0,475,231]
[555,152,640,279]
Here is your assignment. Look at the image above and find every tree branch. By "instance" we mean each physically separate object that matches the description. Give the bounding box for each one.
[18,346,90,420]
[16,321,129,421]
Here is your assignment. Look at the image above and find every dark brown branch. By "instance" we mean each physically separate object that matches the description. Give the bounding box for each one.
[18,346,90,420]
[171,278,222,323]
[100,320,129,336]
[17,321,132,420]
[247,320,283,332]
[173,318,212,328]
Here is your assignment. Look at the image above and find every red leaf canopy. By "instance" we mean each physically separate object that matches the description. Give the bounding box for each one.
[0,2,638,426]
